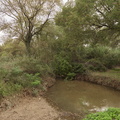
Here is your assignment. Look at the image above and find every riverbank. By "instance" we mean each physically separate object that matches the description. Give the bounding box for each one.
[77,69,120,90]
[0,96,59,120]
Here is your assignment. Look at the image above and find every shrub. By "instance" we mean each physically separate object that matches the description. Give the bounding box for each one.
[54,56,87,80]
[103,49,120,69]
[65,72,76,80]
[0,72,42,99]
[18,56,42,74]
[16,73,42,88]
[85,46,109,60]
[107,108,120,119]
[0,66,23,84]
[85,46,120,69]
[86,59,107,72]
[54,56,72,78]
[0,69,8,80]
[0,82,22,98]
[83,108,120,120]
[9,66,23,76]
[18,56,54,76]
[72,63,87,75]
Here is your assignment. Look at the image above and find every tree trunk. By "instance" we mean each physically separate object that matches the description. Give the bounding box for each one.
[25,40,31,56]
[25,32,32,56]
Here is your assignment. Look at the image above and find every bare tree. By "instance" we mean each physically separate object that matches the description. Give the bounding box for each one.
[0,0,61,54]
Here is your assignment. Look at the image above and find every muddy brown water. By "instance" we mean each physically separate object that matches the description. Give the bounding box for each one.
[46,80,120,114]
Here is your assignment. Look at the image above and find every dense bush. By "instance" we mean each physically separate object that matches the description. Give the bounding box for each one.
[86,59,107,72]
[72,63,87,75]
[85,46,120,69]
[83,108,120,120]
[54,55,73,78]
[0,72,42,98]
[18,73,42,88]
[103,49,120,69]
[0,81,22,99]
[18,56,54,76]
[54,55,87,80]
[0,56,45,99]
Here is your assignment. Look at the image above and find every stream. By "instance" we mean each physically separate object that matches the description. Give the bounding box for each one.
[46,80,120,114]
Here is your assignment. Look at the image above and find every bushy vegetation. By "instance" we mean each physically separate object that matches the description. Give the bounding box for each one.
[85,46,120,69]
[0,40,120,99]
[53,55,87,80]
[0,0,120,99]
[0,53,53,99]
[83,108,120,120]
[85,59,107,72]
[0,64,42,99]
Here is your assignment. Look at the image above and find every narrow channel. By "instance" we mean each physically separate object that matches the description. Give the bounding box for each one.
[46,80,120,113]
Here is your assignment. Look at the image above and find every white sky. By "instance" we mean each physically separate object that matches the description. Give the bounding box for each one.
[63,0,68,3]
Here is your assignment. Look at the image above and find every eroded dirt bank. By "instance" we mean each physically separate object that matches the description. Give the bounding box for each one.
[77,75,120,90]
[0,96,59,120]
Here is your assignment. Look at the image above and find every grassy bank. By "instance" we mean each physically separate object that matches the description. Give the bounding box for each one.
[76,68,120,91]
[91,68,120,81]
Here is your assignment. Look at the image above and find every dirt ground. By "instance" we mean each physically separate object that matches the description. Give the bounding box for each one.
[0,96,59,120]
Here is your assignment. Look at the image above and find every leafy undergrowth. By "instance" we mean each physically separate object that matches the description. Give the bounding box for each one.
[0,72,42,99]
[91,68,120,81]
[83,108,120,120]
[0,56,53,100]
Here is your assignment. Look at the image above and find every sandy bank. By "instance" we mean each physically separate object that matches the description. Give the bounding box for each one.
[0,96,59,120]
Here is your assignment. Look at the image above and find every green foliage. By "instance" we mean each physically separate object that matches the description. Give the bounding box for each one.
[83,108,120,120]
[18,56,42,74]
[86,59,107,72]
[84,112,111,120]
[54,55,87,80]
[65,72,76,80]
[18,56,54,76]
[107,108,120,119]
[0,69,8,79]
[73,63,87,74]
[0,82,22,98]
[54,55,72,78]
[0,72,42,99]
[85,46,109,60]
[0,41,25,60]
[22,73,42,88]
[9,66,23,76]
[0,56,43,99]
[85,46,120,69]
[31,80,41,87]
[103,49,120,69]
[56,0,120,49]
[0,64,23,85]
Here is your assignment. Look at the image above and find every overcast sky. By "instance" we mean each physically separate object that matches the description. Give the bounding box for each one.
[63,0,68,3]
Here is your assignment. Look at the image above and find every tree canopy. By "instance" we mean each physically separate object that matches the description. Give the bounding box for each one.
[0,0,61,54]
[55,0,120,47]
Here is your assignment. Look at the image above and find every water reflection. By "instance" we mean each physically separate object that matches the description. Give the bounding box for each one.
[46,80,120,113]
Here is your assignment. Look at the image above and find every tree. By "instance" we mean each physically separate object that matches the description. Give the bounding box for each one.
[0,0,61,54]
[75,0,120,47]
[55,0,120,47]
